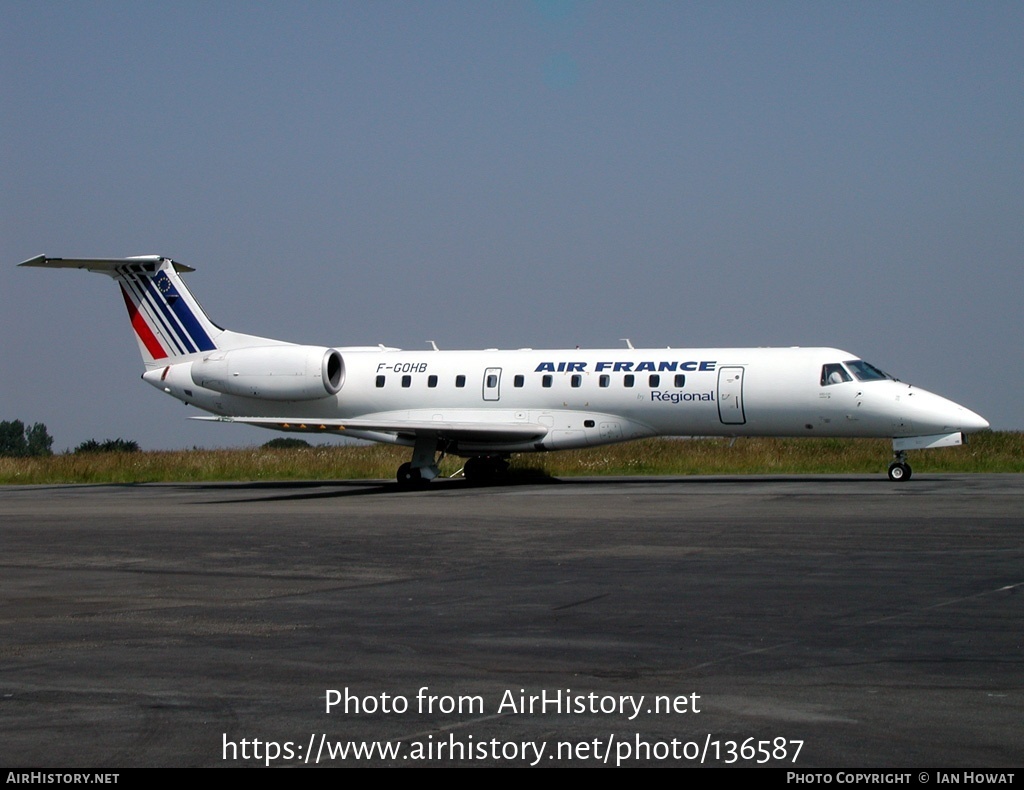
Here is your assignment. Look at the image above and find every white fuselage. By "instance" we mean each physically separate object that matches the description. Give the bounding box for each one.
[147,345,989,454]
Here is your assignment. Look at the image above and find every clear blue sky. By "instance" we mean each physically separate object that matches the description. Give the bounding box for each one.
[2,1,1021,450]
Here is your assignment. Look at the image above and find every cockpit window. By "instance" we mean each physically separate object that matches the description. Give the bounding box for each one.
[845,360,892,382]
[821,363,852,386]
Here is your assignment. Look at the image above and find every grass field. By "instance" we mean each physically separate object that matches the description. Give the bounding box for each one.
[0,432,1019,485]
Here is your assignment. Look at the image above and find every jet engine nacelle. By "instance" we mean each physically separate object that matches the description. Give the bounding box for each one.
[190,345,344,401]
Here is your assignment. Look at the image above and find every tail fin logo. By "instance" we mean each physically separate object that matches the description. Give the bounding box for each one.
[118,264,217,360]
[154,270,181,303]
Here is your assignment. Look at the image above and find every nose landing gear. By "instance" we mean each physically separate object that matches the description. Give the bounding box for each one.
[888,451,912,482]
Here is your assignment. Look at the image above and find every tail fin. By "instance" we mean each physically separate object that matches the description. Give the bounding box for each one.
[20,255,227,367]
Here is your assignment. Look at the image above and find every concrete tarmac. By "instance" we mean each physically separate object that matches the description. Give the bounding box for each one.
[1,475,1021,768]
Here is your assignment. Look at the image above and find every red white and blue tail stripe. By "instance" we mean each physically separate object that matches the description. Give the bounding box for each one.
[116,262,218,361]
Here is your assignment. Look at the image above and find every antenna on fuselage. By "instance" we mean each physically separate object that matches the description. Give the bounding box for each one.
[427,340,439,351]
[620,338,634,350]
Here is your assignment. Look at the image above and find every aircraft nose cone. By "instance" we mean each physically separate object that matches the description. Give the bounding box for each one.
[903,387,989,435]
[960,408,990,433]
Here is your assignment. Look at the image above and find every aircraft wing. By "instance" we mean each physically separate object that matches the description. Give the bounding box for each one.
[192,415,548,443]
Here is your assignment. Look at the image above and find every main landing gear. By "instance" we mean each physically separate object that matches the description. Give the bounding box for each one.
[887,451,912,482]
[394,450,511,487]
[462,456,510,483]
[395,434,444,488]
[396,461,431,488]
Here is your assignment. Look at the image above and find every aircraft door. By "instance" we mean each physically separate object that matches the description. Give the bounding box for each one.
[482,368,501,401]
[718,366,746,425]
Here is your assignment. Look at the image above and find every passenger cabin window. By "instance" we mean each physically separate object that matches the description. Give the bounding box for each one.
[571,374,582,387]
[375,375,386,388]
[599,375,610,388]
[648,374,660,387]
[623,374,635,388]
[402,375,412,388]
[486,374,498,388]
[542,375,553,388]
[428,375,438,388]
[514,374,524,387]
[820,363,852,386]
[455,375,466,388]
[674,374,686,387]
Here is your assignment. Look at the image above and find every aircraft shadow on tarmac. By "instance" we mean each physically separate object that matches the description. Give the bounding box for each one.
[195,473,889,504]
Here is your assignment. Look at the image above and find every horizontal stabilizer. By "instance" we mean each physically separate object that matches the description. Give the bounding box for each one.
[18,255,195,273]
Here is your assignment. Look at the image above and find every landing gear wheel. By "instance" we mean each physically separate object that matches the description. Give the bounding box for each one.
[887,461,912,482]
[397,462,426,488]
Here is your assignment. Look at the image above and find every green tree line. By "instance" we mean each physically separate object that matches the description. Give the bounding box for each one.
[0,420,54,457]
[1,420,140,456]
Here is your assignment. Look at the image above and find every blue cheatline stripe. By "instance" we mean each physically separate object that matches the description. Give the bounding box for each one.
[121,269,189,356]
[156,273,216,351]
[136,270,198,354]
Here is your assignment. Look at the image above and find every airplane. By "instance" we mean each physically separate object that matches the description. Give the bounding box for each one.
[20,254,990,485]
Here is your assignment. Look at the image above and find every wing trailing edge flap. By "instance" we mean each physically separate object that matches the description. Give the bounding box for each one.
[192,415,548,442]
